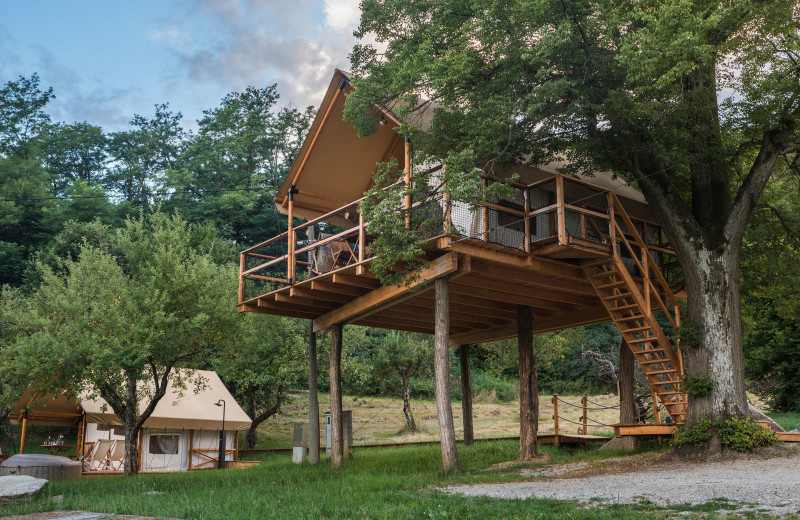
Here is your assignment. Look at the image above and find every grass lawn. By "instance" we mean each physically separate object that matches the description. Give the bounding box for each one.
[2,439,732,520]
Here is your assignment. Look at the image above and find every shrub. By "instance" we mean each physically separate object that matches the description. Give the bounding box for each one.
[672,415,778,451]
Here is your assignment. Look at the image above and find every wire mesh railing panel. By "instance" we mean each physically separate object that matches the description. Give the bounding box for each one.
[529,180,557,209]
[485,205,527,250]
[299,205,363,279]
[410,196,445,238]
[530,209,558,244]
[563,178,608,212]
[564,209,611,253]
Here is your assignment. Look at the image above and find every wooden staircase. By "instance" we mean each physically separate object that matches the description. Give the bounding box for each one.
[582,194,687,423]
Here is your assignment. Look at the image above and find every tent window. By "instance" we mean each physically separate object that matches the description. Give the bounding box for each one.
[149,434,179,455]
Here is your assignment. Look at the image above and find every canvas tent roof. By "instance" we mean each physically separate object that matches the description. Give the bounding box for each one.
[11,370,251,431]
[275,69,654,223]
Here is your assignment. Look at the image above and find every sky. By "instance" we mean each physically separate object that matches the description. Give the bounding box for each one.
[0,0,362,131]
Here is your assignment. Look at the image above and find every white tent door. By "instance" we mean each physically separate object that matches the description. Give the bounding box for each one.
[142,429,188,472]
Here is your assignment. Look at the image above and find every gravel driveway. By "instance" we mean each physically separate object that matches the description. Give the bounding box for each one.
[443,450,800,515]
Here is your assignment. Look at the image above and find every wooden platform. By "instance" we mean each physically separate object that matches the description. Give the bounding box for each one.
[613,424,678,436]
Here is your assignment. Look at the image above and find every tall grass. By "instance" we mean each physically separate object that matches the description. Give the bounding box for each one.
[1,440,690,520]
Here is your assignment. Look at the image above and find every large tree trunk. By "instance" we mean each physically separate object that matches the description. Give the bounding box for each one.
[517,305,538,460]
[401,372,415,432]
[434,276,458,473]
[681,246,749,428]
[329,323,344,468]
[123,377,139,476]
[618,341,637,452]
[459,345,474,446]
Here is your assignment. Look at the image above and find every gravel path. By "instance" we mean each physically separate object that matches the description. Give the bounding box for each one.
[444,452,800,515]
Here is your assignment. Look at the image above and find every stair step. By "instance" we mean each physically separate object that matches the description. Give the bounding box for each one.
[647,369,679,375]
[602,293,632,302]
[662,401,687,407]
[652,380,683,386]
[617,314,646,321]
[628,336,658,344]
[583,258,614,268]
[609,303,640,311]
[621,326,652,334]
[595,281,627,290]
[633,347,666,354]
[639,358,669,366]
[588,270,620,279]
[658,391,686,395]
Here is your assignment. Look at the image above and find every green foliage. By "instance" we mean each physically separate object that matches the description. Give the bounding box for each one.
[672,415,777,452]
[683,373,714,397]
[0,73,53,160]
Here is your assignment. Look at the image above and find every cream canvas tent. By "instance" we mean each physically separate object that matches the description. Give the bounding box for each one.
[9,370,251,472]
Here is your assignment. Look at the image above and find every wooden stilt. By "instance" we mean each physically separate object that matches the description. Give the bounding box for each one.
[308,319,320,464]
[552,394,561,448]
[434,276,459,472]
[330,323,344,468]
[517,305,538,460]
[188,430,194,470]
[618,342,638,451]
[19,413,28,454]
[459,345,474,446]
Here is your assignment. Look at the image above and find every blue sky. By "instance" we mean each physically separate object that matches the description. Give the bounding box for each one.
[0,0,362,131]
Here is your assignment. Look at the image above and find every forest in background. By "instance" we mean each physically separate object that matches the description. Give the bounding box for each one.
[1,72,799,448]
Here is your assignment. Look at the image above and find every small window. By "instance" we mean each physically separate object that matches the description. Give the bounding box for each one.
[149,434,179,455]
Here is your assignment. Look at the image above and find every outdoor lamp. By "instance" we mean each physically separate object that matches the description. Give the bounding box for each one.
[215,399,226,469]
[378,114,388,125]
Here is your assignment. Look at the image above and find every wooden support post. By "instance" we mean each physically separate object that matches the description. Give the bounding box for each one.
[404,136,412,229]
[329,323,344,468]
[523,188,531,253]
[582,395,588,435]
[518,305,538,460]
[552,394,560,448]
[188,430,194,470]
[482,179,489,241]
[308,320,320,464]
[434,276,459,473]
[238,252,245,304]
[642,223,650,314]
[459,345,474,447]
[651,384,662,445]
[556,176,567,246]
[234,429,239,461]
[619,343,638,451]
[443,189,451,234]
[607,192,616,256]
[287,185,296,283]
[358,214,365,263]
[19,412,28,454]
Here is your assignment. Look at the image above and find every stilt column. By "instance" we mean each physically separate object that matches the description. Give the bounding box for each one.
[308,320,320,464]
[434,276,459,472]
[517,304,538,460]
[618,343,638,452]
[329,323,344,468]
[459,345,474,446]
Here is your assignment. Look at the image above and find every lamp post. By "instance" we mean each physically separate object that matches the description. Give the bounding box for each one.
[214,399,226,469]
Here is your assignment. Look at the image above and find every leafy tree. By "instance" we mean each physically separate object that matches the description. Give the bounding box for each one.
[0,74,53,160]
[215,313,306,449]
[372,331,433,431]
[0,156,55,286]
[346,0,800,437]
[164,86,313,246]
[106,104,184,207]
[15,212,236,475]
[40,121,107,194]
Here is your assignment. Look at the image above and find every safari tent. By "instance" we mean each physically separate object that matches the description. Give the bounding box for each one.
[9,369,251,472]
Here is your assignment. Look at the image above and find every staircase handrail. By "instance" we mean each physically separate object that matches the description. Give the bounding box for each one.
[609,192,685,330]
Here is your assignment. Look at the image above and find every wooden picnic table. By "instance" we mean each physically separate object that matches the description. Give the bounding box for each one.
[41,444,74,456]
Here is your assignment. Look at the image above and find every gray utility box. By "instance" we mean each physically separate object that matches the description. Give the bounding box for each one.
[325,411,353,458]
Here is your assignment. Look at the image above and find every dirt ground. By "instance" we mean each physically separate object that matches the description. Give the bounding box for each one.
[445,444,800,516]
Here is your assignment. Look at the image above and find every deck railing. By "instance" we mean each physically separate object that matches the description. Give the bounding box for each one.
[239,174,681,304]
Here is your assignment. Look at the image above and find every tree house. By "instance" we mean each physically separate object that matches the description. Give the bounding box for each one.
[238,70,687,463]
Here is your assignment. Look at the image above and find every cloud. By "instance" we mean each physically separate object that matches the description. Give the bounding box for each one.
[323,0,361,32]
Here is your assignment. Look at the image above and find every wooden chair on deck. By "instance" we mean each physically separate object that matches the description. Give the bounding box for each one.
[107,440,125,470]
[83,438,115,471]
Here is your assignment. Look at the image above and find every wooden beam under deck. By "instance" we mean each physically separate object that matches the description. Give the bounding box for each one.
[312,252,462,333]
[450,305,611,345]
